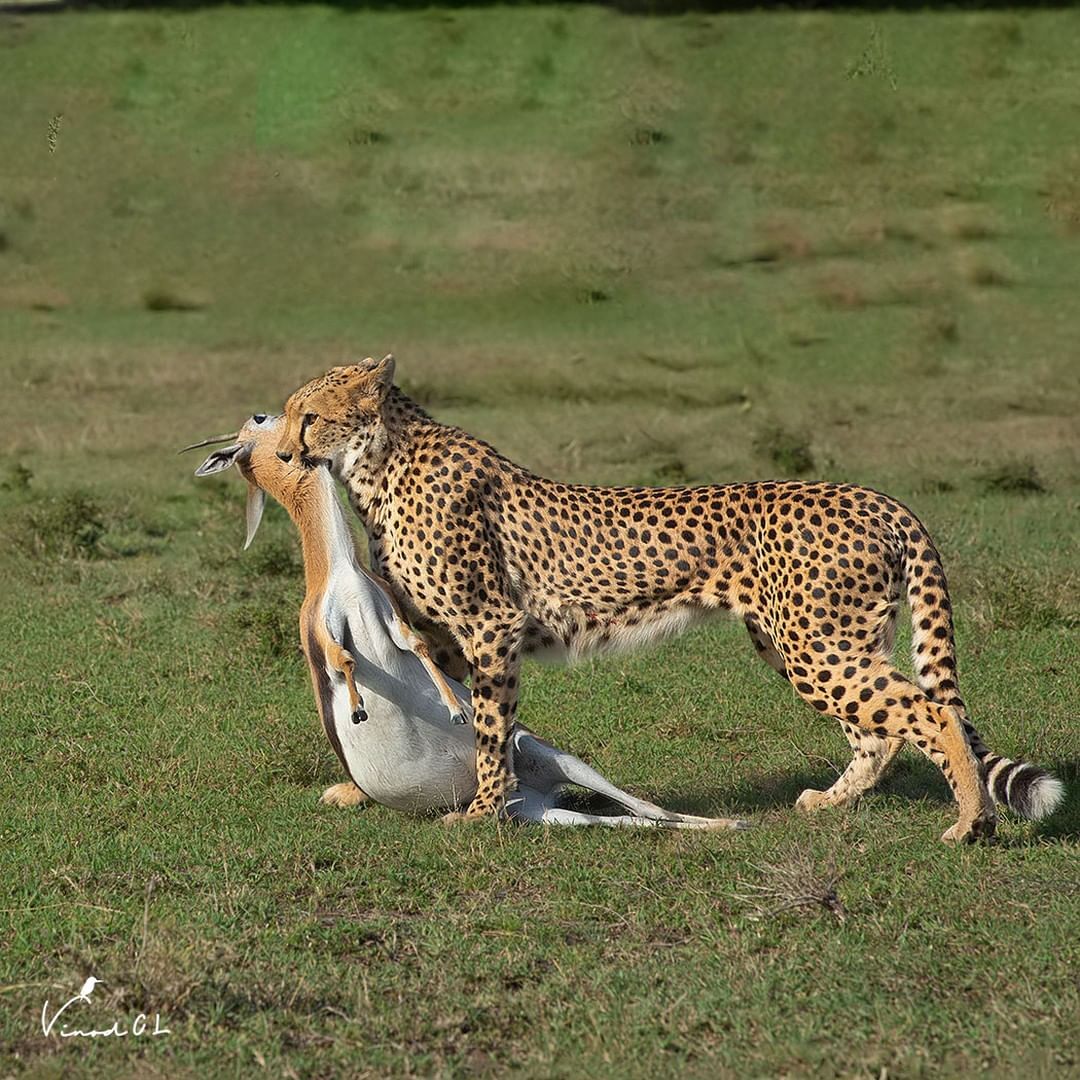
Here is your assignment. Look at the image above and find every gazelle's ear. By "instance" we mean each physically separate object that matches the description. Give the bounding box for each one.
[194,442,250,477]
[244,483,267,550]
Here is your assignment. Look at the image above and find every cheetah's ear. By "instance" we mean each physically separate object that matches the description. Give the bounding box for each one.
[367,353,395,398]
[343,353,395,404]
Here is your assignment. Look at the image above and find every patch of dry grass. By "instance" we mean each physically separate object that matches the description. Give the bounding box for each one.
[734,849,846,922]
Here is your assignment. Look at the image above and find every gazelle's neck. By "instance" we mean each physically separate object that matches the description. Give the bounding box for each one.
[283,469,358,592]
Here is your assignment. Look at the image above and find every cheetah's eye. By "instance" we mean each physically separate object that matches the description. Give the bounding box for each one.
[303,413,318,425]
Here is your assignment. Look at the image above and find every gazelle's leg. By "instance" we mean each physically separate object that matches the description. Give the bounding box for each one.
[535,808,746,830]
[512,732,749,829]
[385,615,469,724]
[323,640,366,723]
[365,570,469,717]
[415,621,470,683]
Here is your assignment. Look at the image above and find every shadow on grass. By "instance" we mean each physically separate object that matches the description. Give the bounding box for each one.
[1032,758,1080,843]
[646,755,952,817]
[560,757,1078,848]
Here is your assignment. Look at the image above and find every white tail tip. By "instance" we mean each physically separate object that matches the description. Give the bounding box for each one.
[1026,775,1066,821]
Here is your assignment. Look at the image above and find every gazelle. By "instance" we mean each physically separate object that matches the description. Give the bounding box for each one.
[185,414,747,829]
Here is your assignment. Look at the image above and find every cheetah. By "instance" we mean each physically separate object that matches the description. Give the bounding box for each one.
[274,355,1064,842]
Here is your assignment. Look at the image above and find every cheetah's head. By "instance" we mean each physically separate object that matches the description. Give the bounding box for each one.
[276,354,395,470]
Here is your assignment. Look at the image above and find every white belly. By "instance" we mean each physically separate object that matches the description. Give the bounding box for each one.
[326,672,477,813]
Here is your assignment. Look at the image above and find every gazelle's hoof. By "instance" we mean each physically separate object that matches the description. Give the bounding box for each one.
[450,710,469,726]
[321,782,367,808]
[940,815,997,844]
[351,707,368,724]
[795,788,830,813]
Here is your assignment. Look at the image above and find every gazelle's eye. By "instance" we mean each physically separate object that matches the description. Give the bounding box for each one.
[252,413,267,424]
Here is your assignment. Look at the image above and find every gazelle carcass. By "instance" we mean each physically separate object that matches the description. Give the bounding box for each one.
[185,414,748,830]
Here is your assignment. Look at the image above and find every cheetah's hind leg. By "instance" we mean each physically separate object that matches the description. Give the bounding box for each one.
[795,722,903,812]
[787,653,995,843]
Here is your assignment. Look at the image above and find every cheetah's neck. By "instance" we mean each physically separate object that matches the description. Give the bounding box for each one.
[333,388,441,526]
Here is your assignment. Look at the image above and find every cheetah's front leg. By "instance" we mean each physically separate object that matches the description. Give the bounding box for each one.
[443,613,527,823]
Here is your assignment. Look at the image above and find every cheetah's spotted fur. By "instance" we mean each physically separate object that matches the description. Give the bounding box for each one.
[276,357,1064,841]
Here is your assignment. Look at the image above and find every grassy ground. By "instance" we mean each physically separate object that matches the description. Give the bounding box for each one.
[1,6,1079,1077]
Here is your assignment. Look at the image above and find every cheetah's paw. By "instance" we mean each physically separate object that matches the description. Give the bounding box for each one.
[795,788,831,813]
[940,816,997,845]
[440,801,503,825]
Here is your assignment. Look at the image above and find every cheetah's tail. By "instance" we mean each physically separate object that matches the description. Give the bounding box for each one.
[972,747,1065,821]
[901,526,1065,821]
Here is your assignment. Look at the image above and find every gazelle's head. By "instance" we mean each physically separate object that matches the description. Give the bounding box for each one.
[276,354,395,470]
[185,413,315,548]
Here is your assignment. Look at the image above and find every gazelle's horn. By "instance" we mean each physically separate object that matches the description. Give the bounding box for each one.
[178,432,239,455]
[244,483,267,551]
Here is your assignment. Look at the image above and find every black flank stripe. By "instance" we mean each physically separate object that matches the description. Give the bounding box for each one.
[992,760,1021,804]
[1006,765,1039,816]
[306,628,362,787]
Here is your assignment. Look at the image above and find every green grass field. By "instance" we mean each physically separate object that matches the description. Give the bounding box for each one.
[1,6,1078,1077]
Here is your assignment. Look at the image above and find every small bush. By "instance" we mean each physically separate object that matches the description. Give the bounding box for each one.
[641,458,690,486]
[578,287,610,304]
[754,426,815,476]
[228,598,302,660]
[734,849,845,923]
[962,256,1014,288]
[143,287,206,312]
[630,128,669,146]
[21,491,108,560]
[979,461,1046,495]
[987,573,1074,631]
[924,310,959,344]
[0,461,32,493]
[350,128,389,146]
[243,536,302,579]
